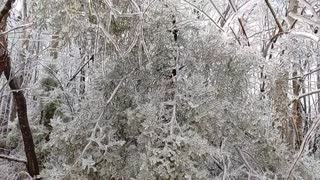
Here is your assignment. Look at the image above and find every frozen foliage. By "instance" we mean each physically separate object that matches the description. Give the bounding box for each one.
[1,0,320,179]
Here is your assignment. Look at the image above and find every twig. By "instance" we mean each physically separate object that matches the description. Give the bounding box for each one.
[242,150,263,173]
[235,146,259,176]
[0,154,26,163]
[39,62,74,113]
[289,12,320,27]
[72,69,135,167]
[0,23,33,36]
[67,55,94,84]
[298,0,319,21]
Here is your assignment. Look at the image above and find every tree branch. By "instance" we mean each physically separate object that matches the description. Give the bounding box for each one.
[182,0,224,32]
[287,116,320,179]
[238,18,250,46]
[265,0,284,32]
[289,66,320,80]
[289,12,320,27]
[0,23,32,36]
[208,0,227,22]
[67,55,94,86]
[299,89,320,99]
[0,154,26,163]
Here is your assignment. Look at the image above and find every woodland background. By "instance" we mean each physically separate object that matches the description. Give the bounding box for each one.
[0,0,320,179]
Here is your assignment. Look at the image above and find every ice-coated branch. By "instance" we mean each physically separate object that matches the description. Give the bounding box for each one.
[0,154,27,163]
[289,12,320,27]
[264,0,284,32]
[299,89,320,99]
[287,116,320,179]
[182,0,224,32]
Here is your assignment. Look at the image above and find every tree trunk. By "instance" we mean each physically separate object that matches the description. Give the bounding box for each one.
[4,63,39,176]
[288,0,302,149]
[0,0,39,177]
[50,31,60,60]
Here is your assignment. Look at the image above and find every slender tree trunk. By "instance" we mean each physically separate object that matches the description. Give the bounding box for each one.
[3,62,39,176]
[291,72,303,148]
[0,0,39,177]
[288,0,303,149]
[50,31,60,60]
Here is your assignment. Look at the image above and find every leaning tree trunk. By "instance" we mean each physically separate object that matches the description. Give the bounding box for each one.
[0,0,39,177]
